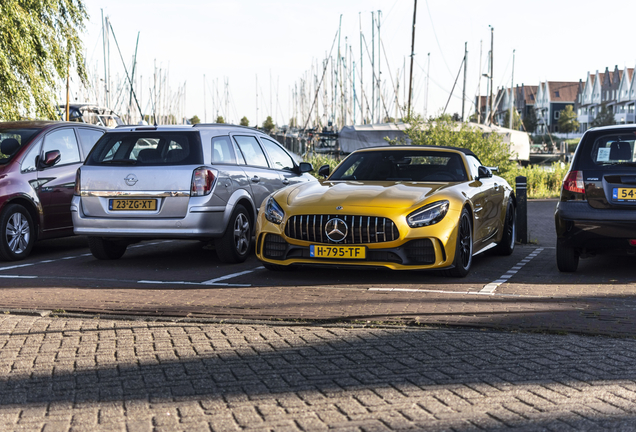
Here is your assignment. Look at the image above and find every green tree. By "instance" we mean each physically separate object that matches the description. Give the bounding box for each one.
[0,0,89,120]
[262,116,275,132]
[215,115,225,124]
[557,105,579,136]
[240,116,249,126]
[591,104,616,127]
[189,115,200,124]
[522,108,537,133]
[397,115,516,175]
[503,109,522,130]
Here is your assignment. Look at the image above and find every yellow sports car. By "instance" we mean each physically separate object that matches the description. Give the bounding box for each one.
[255,146,516,277]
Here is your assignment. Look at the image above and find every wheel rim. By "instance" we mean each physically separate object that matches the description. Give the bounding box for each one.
[458,214,472,269]
[6,212,30,254]
[507,207,516,248]
[233,213,250,255]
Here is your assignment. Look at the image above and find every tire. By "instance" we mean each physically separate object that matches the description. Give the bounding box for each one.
[494,201,516,256]
[88,236,127,260]
[445,208,473,278]
[215,204,252,263]
[0,204,35,261]
[556,240,579,272]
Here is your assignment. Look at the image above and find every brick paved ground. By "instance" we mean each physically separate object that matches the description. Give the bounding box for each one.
[2,314,636,431]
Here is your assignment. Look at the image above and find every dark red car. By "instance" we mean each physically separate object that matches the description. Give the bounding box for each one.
[0,121,106,260]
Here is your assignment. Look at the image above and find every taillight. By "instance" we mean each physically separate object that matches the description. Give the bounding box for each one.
[563,170,585,194]
[74,168,81,196]
[191,167,216,196]
[629,240,636,247]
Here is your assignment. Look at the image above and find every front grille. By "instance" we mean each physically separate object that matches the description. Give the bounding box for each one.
[403,239,435,264]
[284,215,399,244]
[263,234,287,259]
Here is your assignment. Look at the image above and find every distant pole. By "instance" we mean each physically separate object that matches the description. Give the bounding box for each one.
[489,25,494,124]
[371,11,375,123]
[377,10,381,122]
[359,13,364,123]
[461,42,467,122]
[203,74,206,123]
[255,74,258,126]
[477,40,482,124]
[510,49,515,130]
[424,52,430,119]
[407,0,417,119]
[66,57,70,121]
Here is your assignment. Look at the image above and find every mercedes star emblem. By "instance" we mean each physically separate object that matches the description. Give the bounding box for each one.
[325,217,348,243]
[124,174,138,186]
[336,206,343,210]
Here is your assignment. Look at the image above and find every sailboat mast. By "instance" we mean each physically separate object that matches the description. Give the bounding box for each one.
[407,0,417,119]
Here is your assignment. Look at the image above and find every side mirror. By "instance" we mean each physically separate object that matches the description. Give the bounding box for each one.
[41,150,61,168]
[476,165,492,180]
[298,162,313,173]
[318,164,330,178]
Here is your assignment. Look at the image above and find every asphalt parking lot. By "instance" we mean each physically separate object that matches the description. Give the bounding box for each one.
[0,200,634,337]
[1,199,636,431]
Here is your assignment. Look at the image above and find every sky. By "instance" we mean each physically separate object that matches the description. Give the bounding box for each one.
[77,0,636,127]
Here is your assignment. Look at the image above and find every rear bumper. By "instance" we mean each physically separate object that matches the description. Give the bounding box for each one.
[71,197,227,238]
[555,201,636,250]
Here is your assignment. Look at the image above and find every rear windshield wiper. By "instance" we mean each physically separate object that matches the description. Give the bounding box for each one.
[98,159,137,165]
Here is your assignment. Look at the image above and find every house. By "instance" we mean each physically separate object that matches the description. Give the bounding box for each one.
[493,84,537,131]
[575,65,634,131]
[534,81,579,134]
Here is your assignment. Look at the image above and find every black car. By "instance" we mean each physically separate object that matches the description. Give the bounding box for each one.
[555,124,636,272]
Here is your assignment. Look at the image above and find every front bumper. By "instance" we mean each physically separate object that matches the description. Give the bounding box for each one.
[555,201,636,250]
[255,212,460,271]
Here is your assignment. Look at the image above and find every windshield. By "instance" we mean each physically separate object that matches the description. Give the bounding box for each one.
[330,150,468,182]
[0,128,40,164]
[590,133,636,166]
[86,132,203,166]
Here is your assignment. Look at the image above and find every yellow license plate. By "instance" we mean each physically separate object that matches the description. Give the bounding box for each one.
[613,188,636,201]
[310,245,366,259]
[109,198,157,211]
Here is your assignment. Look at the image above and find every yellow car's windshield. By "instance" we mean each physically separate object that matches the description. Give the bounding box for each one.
[330,150,468,182]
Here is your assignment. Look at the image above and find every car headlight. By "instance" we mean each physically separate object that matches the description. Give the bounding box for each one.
[264,197,285,224]
[407,200,450,228]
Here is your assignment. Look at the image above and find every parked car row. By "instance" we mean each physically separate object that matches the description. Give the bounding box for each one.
[1,120,633,276]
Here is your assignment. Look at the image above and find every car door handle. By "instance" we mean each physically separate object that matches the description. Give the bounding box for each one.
[282,179,289,185]
[251,176,260,183]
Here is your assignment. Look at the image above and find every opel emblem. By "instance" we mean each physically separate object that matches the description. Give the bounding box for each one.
[325,217,348,243]
[124,174,138,186]
[336,206,343,210]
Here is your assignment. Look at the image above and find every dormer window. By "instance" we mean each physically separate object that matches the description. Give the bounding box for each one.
[555,91,560,98]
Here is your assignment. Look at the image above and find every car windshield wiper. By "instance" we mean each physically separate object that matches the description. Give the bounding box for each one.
[99,159,137,165]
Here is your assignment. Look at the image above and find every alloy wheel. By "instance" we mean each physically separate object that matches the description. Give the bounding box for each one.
[233,213,250,255]
[458,214,472,268]
[6,212,30,254]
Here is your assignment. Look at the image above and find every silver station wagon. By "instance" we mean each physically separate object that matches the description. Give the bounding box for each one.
[71,124,315,262]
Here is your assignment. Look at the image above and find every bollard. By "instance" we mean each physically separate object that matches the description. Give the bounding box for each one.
[515,176,528,244]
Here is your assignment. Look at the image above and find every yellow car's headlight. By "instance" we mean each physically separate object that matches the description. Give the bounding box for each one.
[407,200,450,228]
[264,197,285,224]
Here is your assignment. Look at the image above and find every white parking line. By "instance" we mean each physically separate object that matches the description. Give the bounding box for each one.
[367,287,535,297]
[201,267,264,285]
[479,247,544,294]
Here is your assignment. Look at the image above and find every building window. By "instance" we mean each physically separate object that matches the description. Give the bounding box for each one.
[555,91,560,98]
[554,111,560,120]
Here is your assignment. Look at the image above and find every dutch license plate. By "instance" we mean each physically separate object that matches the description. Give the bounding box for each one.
[310,245,366,259]
[109,198,157,211]
[613,188,636,202]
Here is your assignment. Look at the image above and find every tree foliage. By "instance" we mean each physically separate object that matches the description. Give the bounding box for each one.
[557,105,579,135]
[0,0,88,120]
[398,115,516,174]
[240,116,249,126]
[522,108,537,133]
[189,115,200,125]
[503,109,522,130]
[215,115,225,124]
[262,115,275,132]
[591,104,616,127]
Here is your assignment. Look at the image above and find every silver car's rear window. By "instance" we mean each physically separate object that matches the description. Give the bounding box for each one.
[86,132,203,166]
